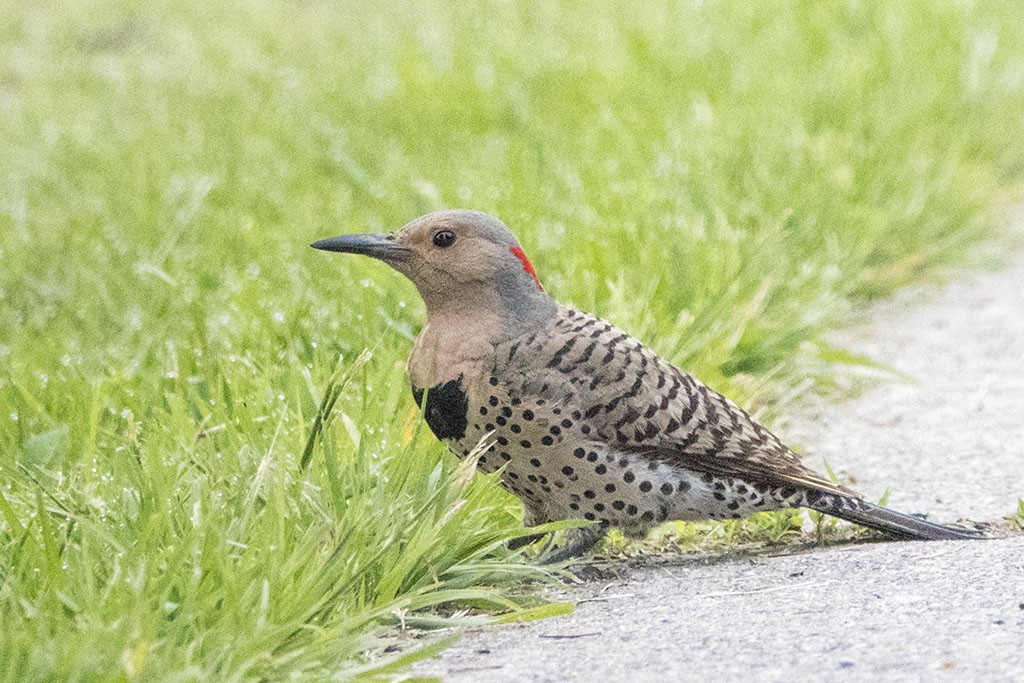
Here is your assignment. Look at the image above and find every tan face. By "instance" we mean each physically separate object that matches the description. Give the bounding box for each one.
[389,211,534,289]
[312,209,550,320]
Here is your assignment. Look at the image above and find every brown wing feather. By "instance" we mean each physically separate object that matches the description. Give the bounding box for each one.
[495,307,858,499]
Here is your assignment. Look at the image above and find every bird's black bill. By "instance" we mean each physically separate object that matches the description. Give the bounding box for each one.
[310,233,410,261]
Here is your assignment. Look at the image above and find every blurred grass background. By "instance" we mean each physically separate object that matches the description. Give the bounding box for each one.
[1,0,1023,679]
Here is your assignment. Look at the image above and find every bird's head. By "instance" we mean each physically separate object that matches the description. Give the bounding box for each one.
[312,210,556,333]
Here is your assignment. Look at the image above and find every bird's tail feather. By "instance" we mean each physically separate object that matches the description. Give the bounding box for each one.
[816,499,984,541]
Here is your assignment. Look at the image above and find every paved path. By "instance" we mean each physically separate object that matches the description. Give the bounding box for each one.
[415,253,1024,682]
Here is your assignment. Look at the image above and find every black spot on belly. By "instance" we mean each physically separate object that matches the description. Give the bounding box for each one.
[411,376,469,441]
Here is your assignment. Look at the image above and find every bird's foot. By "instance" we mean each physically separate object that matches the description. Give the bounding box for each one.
[536,523,608,565]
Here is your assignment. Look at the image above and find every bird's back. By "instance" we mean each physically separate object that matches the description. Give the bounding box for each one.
[427,306,855,534]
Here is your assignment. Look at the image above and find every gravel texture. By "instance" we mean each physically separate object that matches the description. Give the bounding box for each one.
[413,253,1024,683]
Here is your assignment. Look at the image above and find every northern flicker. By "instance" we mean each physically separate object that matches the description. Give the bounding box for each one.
[312,210,981,560]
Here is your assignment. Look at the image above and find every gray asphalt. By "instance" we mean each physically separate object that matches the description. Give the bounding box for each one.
[413,250,1024,683]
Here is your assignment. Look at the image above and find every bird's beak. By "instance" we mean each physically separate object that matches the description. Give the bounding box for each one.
[310,233,410,262]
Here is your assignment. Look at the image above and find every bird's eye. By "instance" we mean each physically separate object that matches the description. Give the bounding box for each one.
[432,229,456,248]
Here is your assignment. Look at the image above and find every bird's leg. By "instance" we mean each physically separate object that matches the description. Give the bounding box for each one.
[538,522,608,564]
[506,532,545,551]
[508,503,550,552]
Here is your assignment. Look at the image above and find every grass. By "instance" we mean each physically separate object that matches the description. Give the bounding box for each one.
[2,1,1024,679]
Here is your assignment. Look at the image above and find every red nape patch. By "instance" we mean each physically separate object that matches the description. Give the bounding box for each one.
[510,246,544,291]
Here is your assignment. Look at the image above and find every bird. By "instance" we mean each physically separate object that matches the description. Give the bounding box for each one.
[312,209,982,561]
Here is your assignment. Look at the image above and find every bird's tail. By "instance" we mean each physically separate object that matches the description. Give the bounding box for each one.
[814,498,984,541]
